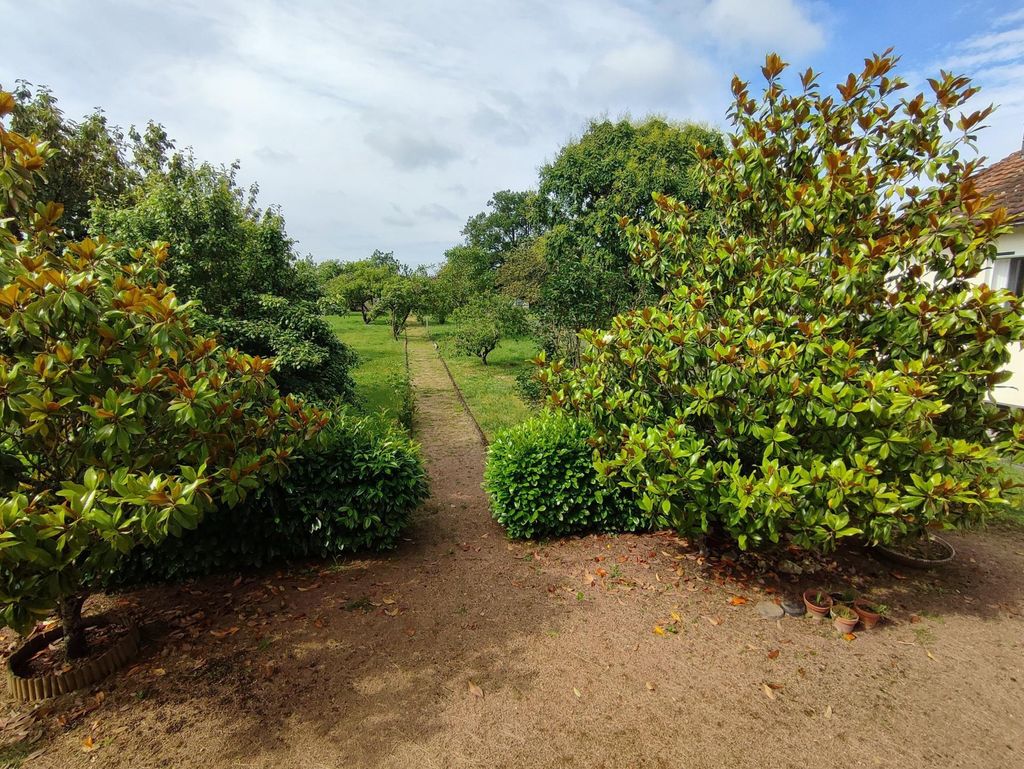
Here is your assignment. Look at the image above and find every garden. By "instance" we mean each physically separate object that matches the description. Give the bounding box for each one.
[1,50,1023,769]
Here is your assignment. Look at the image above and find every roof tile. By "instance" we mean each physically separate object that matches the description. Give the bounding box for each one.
[975,149,1024,223]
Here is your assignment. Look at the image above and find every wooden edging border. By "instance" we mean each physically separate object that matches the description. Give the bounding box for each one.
[6,614,140,702]
[430,340,490,449]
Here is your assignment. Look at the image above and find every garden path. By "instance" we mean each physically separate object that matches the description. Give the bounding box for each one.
[16,327,1024,769]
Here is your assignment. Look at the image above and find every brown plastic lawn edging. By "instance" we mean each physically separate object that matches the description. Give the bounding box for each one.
[6,614,140,702]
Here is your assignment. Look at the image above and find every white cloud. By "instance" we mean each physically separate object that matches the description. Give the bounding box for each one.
[696,0,826,56]
[942,7,1024,162]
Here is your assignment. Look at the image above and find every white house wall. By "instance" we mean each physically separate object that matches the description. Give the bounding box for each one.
[977,224,1024,407]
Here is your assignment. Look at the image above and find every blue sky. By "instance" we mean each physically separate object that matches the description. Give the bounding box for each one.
[4,0,1024,266]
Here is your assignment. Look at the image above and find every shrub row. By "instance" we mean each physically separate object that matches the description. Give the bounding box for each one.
[114,410,428,584]
[484,412,645,539]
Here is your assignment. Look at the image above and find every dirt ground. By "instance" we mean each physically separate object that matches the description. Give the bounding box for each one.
[3,329,1023,768]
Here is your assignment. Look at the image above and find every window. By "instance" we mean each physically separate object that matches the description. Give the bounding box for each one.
[991,254,1024,295]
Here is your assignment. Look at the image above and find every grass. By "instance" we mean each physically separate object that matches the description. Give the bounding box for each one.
[426,322,539,440]
[326,314,409,424]
[995,461,1024,527]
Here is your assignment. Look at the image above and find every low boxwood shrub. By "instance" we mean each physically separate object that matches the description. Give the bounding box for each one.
[484,412,645,539]
[114,410,428,583]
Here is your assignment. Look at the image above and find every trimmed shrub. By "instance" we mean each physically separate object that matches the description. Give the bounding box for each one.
[206,294,357,403]
[115,411,428,582]
[484,412,644,539]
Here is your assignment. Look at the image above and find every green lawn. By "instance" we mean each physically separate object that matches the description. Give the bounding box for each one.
[327,314,409,423]
[995,462,1024,527]
[427,322,538,440]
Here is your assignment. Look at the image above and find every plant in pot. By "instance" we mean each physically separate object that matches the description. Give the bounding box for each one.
[831,604,859,634]
[0,100,327,699]
[852,599,887,630]
[803,589,833,619]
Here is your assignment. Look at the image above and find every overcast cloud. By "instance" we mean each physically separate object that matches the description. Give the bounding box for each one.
[3,1,1024,265]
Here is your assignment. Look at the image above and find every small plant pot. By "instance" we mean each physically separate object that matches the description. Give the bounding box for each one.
[852,599,882,630]
[831,607,859,634]
[802,589,833,619]
[6,614,140,702]
[872,534,955,570]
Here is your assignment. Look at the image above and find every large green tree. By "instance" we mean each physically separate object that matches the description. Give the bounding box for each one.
[5,83,173,241]
[437,190,544,306]
[537,117,723,359]
[91,155,355,402]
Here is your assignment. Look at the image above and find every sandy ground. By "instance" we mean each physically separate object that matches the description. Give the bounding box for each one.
[3,328,1023,768]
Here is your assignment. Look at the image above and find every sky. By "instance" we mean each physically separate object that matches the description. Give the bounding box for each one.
[4,0,1024,266]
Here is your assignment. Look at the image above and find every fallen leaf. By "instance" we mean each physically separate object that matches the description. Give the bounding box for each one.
[384,608,400,617]
[728,596,748,606]
[824,705,833,720]
[81,736,96,752]
[910,614,922,624]
[842,632,856,641]
[573,687,582,699]
[210,627,240,638]
[705,615,723,626]
[767,649,780,660]
[468,681,483,698]
[381,596,396,605]
[645,681,656,691]
[152,668,167,677]
[595,568,608,578]
[296,582,322,592]
[653,625,666,636]
[762,683,776,700]
[926,650,936,661]
[670,611,681,623]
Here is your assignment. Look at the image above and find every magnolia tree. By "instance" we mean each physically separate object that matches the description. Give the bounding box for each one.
[543,52,1024,552]
[0,97,327,658]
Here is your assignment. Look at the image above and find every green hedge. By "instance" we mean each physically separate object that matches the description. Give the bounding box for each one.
[484,412,645,539]
[114,411,428,583]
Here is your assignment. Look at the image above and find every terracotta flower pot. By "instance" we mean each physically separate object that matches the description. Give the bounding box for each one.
[852,599,882,630]
[831,606,859,634]
[802,589,833,619]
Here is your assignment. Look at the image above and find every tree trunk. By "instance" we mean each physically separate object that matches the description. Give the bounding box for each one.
[360,304,371,324]
[58,595,88,661]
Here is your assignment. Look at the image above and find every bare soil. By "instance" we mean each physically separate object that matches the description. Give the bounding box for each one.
[18,623,131,679]
[3,328,1023,768]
